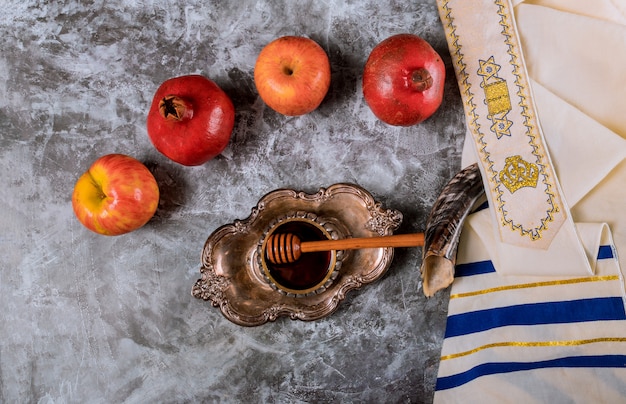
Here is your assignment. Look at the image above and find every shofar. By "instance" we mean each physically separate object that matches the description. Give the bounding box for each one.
[421,163,484,297]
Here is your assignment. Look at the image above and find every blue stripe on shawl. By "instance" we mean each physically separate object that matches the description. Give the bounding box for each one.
[598,245,614,259]
[436,355,626,391]
[454,246,614,278]
[455,260,496,277]
[444,297,626,338]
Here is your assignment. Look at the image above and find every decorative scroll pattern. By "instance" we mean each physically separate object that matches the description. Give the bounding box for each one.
[478,56,513,139]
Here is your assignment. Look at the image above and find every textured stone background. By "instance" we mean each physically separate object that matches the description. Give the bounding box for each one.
[0,1,465,402]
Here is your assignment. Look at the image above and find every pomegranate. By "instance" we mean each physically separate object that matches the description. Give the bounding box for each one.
[147,75,235,166]
[363,34,445,126]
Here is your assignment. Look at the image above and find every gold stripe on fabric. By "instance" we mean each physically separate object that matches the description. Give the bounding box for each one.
[441,337,626,361]
[449,276,620,299]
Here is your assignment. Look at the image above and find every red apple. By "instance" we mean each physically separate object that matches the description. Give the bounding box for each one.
[362,33,445,126]
[254,36,331,116]
[147,75,235,166]
[72,154,160,236]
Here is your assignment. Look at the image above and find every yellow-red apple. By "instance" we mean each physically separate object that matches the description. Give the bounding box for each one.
[72,154,160,236]
[254,36,331,116]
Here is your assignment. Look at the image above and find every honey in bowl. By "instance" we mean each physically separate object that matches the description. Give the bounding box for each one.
[262,218,337,294]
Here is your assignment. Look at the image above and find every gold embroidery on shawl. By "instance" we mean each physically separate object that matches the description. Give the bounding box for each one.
[441,337,626,361]
[438,0,565,243]
[449,276,620,299]
[478,56,512,138]
[499,155,539,193]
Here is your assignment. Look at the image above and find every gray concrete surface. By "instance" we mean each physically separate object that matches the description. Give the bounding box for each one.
[0,1,465,402]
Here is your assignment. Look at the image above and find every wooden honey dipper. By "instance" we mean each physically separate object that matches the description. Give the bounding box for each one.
[266,232,425,265]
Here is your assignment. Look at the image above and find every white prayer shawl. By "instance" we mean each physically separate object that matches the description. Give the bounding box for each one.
[433,1,626,402]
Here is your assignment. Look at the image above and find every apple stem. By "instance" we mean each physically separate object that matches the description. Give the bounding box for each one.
[410,68,433,92]
[88,171,107,201]
[159,96,193,121]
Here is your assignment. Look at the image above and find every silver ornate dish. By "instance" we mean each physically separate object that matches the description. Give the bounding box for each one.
[191,183,402,326]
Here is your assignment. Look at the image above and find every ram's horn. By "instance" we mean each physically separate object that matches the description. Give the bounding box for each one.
[421,163,484,297]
